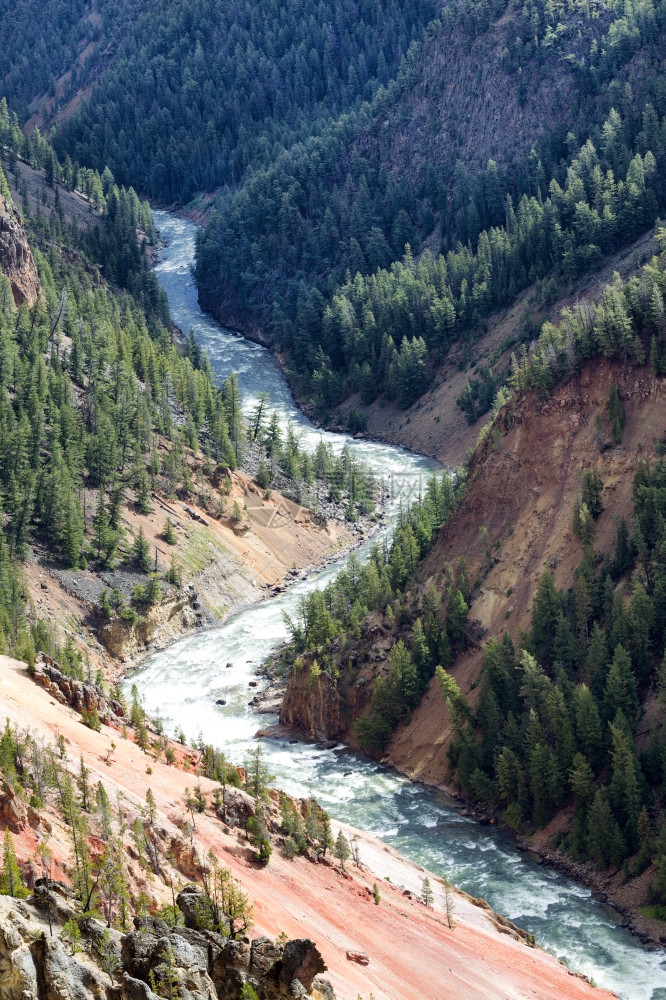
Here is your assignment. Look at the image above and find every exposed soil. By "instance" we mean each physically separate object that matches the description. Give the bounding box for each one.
[336,228,660,469]
[0,653,615,1000]
[6,156,102,231]
[381,355,666,944]
[24,466,361,682]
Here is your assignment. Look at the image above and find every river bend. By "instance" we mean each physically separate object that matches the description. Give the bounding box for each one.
[128,211,666,1000]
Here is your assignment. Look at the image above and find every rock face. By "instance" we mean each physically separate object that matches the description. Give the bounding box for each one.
[0,783,27,832]
[32,654,125,723]
[0,894,334,1000]
[279,668,342,741]
[96,596,198,662]
[0,194,40,307]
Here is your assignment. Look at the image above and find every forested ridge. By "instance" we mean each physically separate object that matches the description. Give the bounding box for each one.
[0,114,384,664]
[4,0,666,421]
[0,0,132,123]
[52,0,439,203]
[279,244,666,916]
[197,0,666,417]
[0,112,276,667]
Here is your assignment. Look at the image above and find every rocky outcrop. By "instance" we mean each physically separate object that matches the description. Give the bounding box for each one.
[0,784,27,832]
[0,894,334,1000]
[32,654,125,723]
[279,668,343,741]
[215,786,257,831]
[96,596,198,662]
[0,194,40,307]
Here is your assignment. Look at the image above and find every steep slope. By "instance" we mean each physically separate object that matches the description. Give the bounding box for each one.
[0,0,124,124]
[50,0,439,202]
[0,653,615,1000]
[278,239,666,941]
[0,189,40,305]
[195,0,666,423]
[391,355,666,779]
[0,145,366,697]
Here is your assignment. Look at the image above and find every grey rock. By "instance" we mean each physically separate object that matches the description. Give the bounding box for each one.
[176,886,209,929]
[249,936,282,977]
[312,978,336,1000]
[279,940,326,991]
[120,972,161,1000]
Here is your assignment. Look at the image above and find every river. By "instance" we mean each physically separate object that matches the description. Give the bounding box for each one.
[128,211,666,1000]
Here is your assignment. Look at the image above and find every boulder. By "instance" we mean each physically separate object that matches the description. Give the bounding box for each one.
[345,951,369,965]
[176,885,210,930]
[32,878,77,923]
[215,787,256,831]
[249,936,282,977]
[169,840,205,880]
[31,930,108,1000]
[121,928,161,982]
[120,972,162,1000]
[311,979,336,1000]
[279,940,326,991]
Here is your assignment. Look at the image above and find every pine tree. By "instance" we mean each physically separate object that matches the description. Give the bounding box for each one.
[446,589,468,652]
[420,875,434,907]
[442,874,456,929]
[96,781,113,840]
[163,518,177,544]
[627,581,654,682]
[604,644,639,725]
[573,684,603,769]
[318,812,334,858]
[0,829,29,898]
[388,640,419,708]
[243,745,274,802]
[133,525,151,573]
[411,618,431,685]
[334,829,350,870]
[606,382,625,443]
[222,373,243,467]
[135,467,152,514]
[93,490,117,567]
[586,788,613,867]
[569,753,594,804]
[249,392,269,442]
[77,756,92,811]
[531,569,561,666]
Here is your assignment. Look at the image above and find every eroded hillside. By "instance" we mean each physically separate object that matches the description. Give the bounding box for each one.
[0,654,615,1000]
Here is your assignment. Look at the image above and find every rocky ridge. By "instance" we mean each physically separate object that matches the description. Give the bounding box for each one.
[0,890,332,1000]
[0,191,40,306]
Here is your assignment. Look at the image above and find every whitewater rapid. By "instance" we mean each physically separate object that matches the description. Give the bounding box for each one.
[128,211,666,1000]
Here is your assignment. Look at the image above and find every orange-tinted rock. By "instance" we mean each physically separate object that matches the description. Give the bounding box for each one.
[0,194,40,307]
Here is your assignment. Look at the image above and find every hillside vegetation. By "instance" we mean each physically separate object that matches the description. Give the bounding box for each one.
[0,118,372,680]
[279,239,666,938]
[195,0,666,416]
[52,0,439,202]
